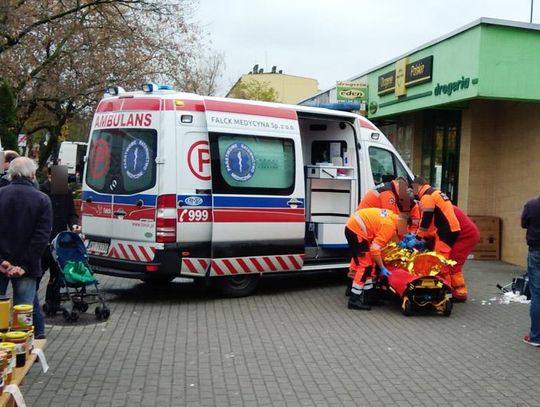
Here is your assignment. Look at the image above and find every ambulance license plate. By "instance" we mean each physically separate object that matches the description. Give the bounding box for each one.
[87,241,109,255]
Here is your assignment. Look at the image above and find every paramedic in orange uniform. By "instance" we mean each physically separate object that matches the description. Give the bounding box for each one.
[344,208,408,310]
[411,176,461,258]
[358,177,411,215]
[449,205,480,301]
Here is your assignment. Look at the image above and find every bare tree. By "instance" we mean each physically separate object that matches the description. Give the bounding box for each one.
[228,79,280,102]
[0,0,223,166]
[172,51,225,96]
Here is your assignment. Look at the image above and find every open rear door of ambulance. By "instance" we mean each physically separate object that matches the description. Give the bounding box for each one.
[205,99,305,297]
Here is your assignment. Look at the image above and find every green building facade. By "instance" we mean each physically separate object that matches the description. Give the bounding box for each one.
[302,18,540,266]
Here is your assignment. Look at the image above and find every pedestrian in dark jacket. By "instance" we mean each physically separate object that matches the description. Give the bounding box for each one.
[40,166,80,312]
[522,195,540,347]
[0,158,52,312]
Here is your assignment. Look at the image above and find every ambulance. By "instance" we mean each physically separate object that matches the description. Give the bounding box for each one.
[81,84,412,297]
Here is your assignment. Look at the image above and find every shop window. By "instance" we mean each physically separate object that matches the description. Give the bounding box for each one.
[210,133,295,195]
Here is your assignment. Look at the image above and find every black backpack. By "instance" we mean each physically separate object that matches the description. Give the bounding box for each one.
[512,274,531,300]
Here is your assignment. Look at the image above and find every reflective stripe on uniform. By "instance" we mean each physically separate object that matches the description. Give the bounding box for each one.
[353,213,368,234]
[351,279,373,294]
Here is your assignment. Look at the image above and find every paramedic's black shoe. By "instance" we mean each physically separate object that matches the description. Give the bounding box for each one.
[348,300,371,310]
[347,293,371,310]
[36,334,46,340]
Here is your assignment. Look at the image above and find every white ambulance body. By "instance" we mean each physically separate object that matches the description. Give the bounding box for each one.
[81,86,412,296]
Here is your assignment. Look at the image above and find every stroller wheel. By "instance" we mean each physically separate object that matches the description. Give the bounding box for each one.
[401,296,412,316]
[75,302,89,313]
[43,302,59,316]
[95,306,103,320]
[95,306,111,320]
[70,310,80,322]
[62,308,79,322]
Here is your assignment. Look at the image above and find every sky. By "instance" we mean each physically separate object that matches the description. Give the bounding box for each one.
[194,0,539,96]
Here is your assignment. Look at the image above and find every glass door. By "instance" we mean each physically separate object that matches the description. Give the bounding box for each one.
[421,111,460,203]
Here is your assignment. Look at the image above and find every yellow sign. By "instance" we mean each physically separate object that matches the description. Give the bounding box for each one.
[395,58,408,96]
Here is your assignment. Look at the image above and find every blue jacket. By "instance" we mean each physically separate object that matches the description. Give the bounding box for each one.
[0,178,52,277]
[522,195,540,250]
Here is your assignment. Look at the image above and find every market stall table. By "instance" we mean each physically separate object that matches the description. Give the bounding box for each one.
[0,339,46,407]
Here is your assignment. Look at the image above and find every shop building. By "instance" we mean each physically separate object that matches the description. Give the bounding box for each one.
[301,18,540,266]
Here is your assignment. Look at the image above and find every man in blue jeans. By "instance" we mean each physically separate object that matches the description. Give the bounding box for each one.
[0,157,52,336]
[521,194,540,347]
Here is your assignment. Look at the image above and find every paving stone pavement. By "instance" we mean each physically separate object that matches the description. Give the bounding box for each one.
[20,260,540,406]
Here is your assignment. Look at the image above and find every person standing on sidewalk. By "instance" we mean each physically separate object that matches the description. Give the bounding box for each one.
[0,150,20,187]
[521,195,540,347]
[0,158,52,336]
[40,166,80,314]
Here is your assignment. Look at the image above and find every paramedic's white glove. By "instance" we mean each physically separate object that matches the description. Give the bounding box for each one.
[72,225,81,233]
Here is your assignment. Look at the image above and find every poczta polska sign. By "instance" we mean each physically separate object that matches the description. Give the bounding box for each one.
[377,56,433,96]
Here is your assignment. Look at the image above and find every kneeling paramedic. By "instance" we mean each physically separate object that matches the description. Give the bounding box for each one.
[344,208,408,310]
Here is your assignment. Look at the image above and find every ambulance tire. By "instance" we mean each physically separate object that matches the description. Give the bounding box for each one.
[215,275,260,298]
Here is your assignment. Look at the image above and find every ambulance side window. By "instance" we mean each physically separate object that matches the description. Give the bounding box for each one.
[209,133,295,195]
[368,147,409,185]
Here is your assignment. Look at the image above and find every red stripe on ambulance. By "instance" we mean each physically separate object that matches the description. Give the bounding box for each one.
[209,254,303,276]
[105,242,157,262]
[251,258,264,272]
[359,117,377,130]
[213,209,304,223]
[128,245,140,261]
[288,255,301,270]
[263,257,277,271]
[237,258,251,273]
[181,258,210,275]
[96,98,161,112]
[205,99,297,120]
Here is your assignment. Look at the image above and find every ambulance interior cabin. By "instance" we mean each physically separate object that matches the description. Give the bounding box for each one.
[298,114,357,261]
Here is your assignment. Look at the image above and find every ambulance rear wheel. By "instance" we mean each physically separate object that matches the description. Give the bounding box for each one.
[216,275,260,298]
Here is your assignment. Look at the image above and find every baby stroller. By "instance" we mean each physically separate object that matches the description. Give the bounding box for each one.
[45,231,110,322]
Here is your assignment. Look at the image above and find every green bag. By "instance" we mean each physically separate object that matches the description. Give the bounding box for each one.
[63,261,96,285]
